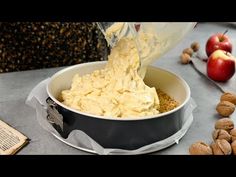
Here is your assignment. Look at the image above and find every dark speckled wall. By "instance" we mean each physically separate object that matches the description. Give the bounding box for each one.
[0,22,109,73]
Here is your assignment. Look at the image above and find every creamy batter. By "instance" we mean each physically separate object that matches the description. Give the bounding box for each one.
[61,24,160,118]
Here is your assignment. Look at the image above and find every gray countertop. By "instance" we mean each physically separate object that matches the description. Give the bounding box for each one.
[1,22,236,155]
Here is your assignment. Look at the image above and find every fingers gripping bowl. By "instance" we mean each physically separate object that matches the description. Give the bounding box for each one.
[46,61,191,150]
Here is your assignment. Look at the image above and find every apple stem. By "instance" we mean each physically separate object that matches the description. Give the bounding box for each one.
[222,29,228,37]
[219,29,228,42]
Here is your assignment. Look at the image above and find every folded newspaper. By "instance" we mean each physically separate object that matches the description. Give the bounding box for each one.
[0,119,28,155]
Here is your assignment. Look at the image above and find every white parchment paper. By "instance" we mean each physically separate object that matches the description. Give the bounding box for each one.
[26,79,196,155]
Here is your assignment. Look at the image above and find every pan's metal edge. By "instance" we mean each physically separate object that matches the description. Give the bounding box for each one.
[51,114,193,155]
[51,133,98,155]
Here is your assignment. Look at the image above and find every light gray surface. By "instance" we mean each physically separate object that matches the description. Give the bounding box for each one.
[1,22,236,155]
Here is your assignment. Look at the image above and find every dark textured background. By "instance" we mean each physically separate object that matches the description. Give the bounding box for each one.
[0,22,109,73]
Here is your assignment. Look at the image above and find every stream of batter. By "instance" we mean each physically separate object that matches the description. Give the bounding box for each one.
[61,25,160,118]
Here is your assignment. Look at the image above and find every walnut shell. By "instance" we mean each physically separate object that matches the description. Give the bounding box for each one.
[180,53,191,64]
[212,129,231,142]
[189,141,213,155]
[183,48,193,57]
[231,140,236,155]
[215,118,234,132]
[221,92,236,105]
[191,42,200,52]
[211,139,232,155]
[230,129,236,142]
[216,101,235,117]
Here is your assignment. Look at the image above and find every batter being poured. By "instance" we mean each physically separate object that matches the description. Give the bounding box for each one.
[61,26,160,118]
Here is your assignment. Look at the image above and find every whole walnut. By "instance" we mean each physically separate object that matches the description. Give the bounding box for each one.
[216,101,235,117]
[191,42,200,52]
[189,141,213,155]
[231,140,236,155]
[221,92,236,105]
[180,53,191,64]
[230,129,236,142]
[215,118,234,132]
[183,48,194,57]
[211,139,232,155]
[212,129,231,142]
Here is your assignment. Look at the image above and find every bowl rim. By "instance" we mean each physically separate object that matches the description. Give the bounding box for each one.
[46,61,191,121]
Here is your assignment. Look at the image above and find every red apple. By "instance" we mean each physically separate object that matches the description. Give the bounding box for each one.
[207,50,235,82]
[206,32,232,57]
